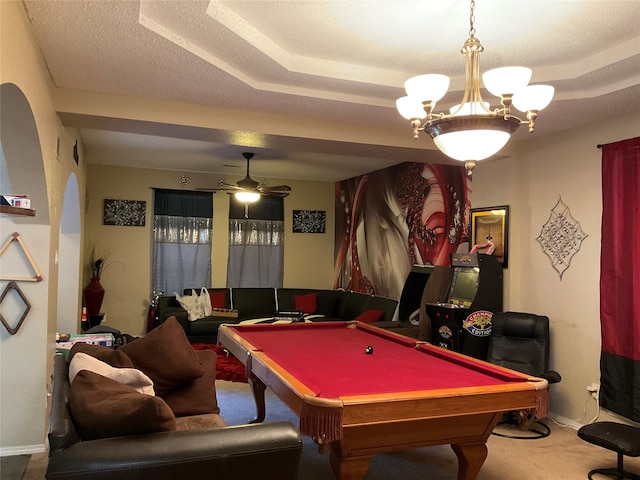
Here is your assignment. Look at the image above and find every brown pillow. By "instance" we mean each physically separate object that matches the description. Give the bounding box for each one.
[162,350,220,416]
[69,342,134,368]
[119,316,204,396]
[69,370,176,440]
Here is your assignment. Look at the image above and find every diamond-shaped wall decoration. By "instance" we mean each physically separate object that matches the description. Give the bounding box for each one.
[0,281,31,335]
[536,196,588,280]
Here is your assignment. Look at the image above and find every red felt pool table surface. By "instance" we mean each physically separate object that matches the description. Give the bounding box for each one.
[218,321,548,480]
[230,321,524,398]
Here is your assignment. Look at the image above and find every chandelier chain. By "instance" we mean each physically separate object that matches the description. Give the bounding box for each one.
[469,0,476,37]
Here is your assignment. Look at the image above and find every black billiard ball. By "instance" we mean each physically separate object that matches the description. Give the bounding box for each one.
[365,346,374,354]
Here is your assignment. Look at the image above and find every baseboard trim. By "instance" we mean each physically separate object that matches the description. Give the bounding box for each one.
[548,413,583,430]
[0,443,46,456]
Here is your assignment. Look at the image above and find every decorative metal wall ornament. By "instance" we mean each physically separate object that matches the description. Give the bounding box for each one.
[177,174,191,188]
[536,196,588,279]
[103,199,146,226]
[293,210,326,233]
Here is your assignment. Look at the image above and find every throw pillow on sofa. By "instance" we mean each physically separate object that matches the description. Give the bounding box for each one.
[69,370,176,440]
[120,316,204,396]
[209,291,227,309]
[354,309,385,323]
[69,342,134,368]
[69,352,155,395]
[161,349,220,416]
[294,293,317,314]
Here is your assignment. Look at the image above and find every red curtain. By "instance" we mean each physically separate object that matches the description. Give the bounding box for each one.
[599,136,640,421]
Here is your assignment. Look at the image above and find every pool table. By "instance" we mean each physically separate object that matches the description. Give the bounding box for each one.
[218,321,548,480]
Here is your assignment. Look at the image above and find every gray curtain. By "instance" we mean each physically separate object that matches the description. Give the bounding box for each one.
[152,189,213,295]
[227,219,283,288]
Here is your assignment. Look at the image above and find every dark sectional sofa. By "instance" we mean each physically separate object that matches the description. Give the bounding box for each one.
[156,287,400,344]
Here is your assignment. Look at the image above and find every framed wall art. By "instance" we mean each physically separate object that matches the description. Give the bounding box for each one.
[293,210,326,233]
[470,205,509,268]
[103,199,146,226]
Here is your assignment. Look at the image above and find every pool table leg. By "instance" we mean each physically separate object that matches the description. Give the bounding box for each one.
[329,450,371,480]
[451,442,488,480]
[247,374,266,424]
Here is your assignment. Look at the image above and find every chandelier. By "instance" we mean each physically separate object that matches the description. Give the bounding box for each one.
[396,0,554,175]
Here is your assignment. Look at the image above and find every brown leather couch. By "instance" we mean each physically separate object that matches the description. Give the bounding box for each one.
[46,329,302,479]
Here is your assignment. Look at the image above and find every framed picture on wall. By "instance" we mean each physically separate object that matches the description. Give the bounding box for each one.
[292,210,326,233]
[103,199,146,226]
[470,205,509,268]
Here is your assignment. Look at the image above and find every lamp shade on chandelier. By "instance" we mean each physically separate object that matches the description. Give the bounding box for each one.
[396,0,554,173]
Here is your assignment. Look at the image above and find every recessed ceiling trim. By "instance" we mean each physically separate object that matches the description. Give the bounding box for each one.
[136,0,640,107]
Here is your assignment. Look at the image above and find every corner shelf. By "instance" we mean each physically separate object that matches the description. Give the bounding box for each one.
[0,205,36,217]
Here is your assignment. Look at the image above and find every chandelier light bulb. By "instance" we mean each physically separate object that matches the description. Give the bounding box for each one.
[512,85,555,112]
[434,129,512,162]
[403,74,450,103]
[482,66,532,96]
[396,96,427,120]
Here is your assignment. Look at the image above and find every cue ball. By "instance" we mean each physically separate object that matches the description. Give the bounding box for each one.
[365,346,374,354]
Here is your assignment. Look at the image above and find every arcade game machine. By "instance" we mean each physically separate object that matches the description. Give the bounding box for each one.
[425,252,503,360]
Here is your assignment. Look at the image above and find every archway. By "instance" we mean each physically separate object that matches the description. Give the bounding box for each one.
[0,83,50,454]
[57,173,81,333]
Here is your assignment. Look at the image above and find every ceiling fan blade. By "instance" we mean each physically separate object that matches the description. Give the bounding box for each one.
[260,185,292,192]
[195,186,237,192]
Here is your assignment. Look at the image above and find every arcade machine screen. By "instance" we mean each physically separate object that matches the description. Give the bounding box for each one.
[448,266,480,308]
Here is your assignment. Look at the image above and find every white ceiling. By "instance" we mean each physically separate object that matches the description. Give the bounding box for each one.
[22,0,640,182]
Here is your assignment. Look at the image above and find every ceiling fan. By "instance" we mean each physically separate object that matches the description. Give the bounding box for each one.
[199,152,292,202]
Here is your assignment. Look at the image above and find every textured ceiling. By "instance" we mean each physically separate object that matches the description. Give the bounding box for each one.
[22,0,640,182]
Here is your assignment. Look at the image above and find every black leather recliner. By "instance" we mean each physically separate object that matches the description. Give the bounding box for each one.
[487,311,561,435]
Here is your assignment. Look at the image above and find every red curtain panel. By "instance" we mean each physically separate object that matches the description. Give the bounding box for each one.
[599,136,640,422]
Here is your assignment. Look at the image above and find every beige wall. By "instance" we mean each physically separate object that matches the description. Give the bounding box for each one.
[1,0,85,453]
[472,110,640,426]
[85,165,335,336]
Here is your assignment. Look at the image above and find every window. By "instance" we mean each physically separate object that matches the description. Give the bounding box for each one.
[152,189,213,295]
[227,196,284,287]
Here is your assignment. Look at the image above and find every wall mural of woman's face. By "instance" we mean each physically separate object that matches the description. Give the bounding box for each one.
[334,162,470,299]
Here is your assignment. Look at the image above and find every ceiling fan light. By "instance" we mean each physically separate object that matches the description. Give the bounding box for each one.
[433,129,512,161]
[512,85,555,112]
[482,66,532,97]
[396,96,427,120]
[404,74,450,102]
[235,191,260,203]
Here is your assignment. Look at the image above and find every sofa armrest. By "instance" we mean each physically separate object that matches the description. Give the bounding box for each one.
[46,421,302,480]
[156,296,190,332]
